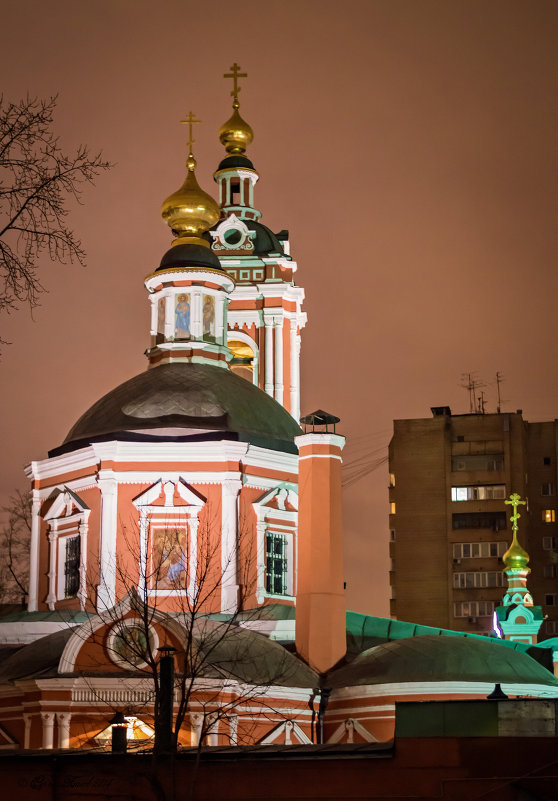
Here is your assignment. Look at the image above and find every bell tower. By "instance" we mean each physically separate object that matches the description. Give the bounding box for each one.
[211,64,306,422]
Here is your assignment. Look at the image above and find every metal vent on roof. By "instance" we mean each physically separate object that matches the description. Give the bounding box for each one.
[299,409,340,433]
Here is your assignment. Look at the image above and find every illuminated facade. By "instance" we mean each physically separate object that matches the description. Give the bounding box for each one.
[0,71,557,753]
[389,408,558,638]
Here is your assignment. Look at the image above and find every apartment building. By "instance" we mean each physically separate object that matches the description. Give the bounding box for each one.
[388,408,558,638]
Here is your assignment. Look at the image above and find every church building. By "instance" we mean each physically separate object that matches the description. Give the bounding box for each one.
[0,66,557,752]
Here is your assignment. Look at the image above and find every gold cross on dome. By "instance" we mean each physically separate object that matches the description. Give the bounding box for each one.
[505,492,527,533]
[180,111,201,154]
[224,62,247,99]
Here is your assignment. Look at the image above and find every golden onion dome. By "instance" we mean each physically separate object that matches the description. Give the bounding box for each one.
[161,153,220,246]
[503,532,530,571]
[219,100,254,155]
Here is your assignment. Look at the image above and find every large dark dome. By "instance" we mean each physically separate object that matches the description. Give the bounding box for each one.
[54,363,301,455]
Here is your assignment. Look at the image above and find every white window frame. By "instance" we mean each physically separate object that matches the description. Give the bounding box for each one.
[43,489,90,611]
[253,485,298,604]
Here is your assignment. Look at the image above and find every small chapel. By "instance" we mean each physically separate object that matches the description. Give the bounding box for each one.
[0,65,557,752]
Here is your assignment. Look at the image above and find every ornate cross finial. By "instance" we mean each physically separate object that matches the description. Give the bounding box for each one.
[224,62,247,102]
[180,111,202,155]
[505,492,527,533]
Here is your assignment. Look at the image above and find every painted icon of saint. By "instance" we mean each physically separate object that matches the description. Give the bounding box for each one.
[203,295,215,335]
[175,294,190,338]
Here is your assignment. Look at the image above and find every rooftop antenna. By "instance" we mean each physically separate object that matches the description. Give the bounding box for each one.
[477,391,487,415]
[460,372,485,414]
[495,371,506,413]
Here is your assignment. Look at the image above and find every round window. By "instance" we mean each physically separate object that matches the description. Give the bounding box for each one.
[223,228,242,246]
[108,623,158,669]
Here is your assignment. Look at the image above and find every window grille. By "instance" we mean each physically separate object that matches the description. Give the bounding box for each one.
[265,532,288,595]
[64,536,80,599]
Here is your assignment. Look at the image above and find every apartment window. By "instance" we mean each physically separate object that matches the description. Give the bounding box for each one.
[544,457,551,466]
[451,454,504,472]
[390,529,396,541]
[543,510,556,523]
[544,565,558,579]
[452,512,507,531]
[265,532,288,596]
[456,436,465,442]
[451,485,506,502]
[389,474,395,488]
[545,594,558,606]
[546,620,558,635]
[64,536,81,599]
[543,536,558,550]
[453,541,507,559]
[453,571,504,589]
[541,483,555,496]
[390,502,396,514]
[454,600,495,618]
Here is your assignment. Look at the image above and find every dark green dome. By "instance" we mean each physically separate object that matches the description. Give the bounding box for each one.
[217,155,255,171]
[158,243,221,271]
[56,363,301,455]
[329,635,558,688]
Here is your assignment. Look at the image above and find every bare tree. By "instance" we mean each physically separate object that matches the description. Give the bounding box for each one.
[0,490,31,604]
[74,510,312,761]
[0,95,111,316]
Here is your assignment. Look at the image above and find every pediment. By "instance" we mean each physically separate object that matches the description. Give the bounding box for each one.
[133,479,206,509]
[43,487,90,521]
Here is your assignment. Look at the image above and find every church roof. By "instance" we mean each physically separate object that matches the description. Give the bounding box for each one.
[328,635,558,689]
[56,362,301,455]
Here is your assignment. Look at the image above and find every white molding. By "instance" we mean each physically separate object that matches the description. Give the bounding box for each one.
[330,681,558,700]
[295,433,346,449]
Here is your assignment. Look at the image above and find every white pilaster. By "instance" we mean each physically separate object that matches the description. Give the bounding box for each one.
[188,519,199,599]
[190,713,203,747]
[216,296,225,344]
[192,291,202,337]
[164,292,173,340]
[78,513,90,611]
[97,474,118,611]
[221,479,242,613]
[27,489,41,612]
[46,527,58,611]
[264,315,274,397]
[290,319,301,422]
[229,714,239,746]
[57,712,71,749]
[23,714,32,749]
[138,510,148,598]
[274,317,284,405]
[41,712,55,750]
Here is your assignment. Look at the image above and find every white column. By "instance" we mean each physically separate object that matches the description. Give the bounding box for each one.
[78,512,90,611]
[97,474,118,611]
[27,489,41,612]
[46,527,58,611]
[264,315,274,397]
[216,296,225,344]
[190,713,203,746]
[191,290,202,338]
[188,518,199,599]
[41,712,55,750]
[138,511,148,598]
[164,292,174,340]
[221,479,242,613]
[274,317,284,405]
[290,318,301,422]
[57,712,71,749]
[23,714,32,749]
[207,713,219,746]
[229,714,239,746]
[256,519,267,603]
[149,294,158,336]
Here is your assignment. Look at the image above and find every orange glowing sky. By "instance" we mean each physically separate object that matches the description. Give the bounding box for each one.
[1,0,557,615]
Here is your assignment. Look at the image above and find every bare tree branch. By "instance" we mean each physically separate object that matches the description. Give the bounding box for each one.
[0,95,112,321]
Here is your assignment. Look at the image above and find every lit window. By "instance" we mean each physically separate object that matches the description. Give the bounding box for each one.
[543,510,556,523]
[265,532,288,596]
[451,485,506,501]
[390,502,396,514]
[389,474,396,488]
[541,483,555,496]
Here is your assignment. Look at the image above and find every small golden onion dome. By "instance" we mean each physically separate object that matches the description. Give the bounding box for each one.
[503,532,530,571]
[219,101,254,155]
[161,153,220,246]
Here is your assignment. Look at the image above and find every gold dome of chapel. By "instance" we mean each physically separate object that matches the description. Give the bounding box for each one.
[219,62,254,156]
[161,113,220,247]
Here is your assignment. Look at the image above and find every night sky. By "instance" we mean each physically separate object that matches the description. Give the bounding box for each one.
[1,1,557,616]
